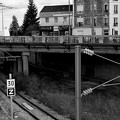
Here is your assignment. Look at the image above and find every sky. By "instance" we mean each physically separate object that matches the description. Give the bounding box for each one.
[0,0,73,36]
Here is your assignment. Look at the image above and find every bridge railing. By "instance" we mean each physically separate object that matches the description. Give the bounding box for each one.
[0,35,120,44]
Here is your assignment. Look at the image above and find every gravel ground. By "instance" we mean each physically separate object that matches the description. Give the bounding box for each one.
[0,78,71,120]
[0,109,10,120]
[0,91,35,120]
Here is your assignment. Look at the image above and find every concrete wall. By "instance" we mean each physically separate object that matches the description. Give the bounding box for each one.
[82,54,120,81]
[29,52,120,82]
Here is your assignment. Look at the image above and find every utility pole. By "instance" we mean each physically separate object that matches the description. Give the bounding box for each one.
[92,0,94,41]
[0,3,4,34]
[75,46,81,120]
[68,0,71,36]
[72,0,75,29]
[0,3,16,35]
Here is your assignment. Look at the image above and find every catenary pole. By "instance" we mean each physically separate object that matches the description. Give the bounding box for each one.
[75,45,81,120]
[92,0,94,41]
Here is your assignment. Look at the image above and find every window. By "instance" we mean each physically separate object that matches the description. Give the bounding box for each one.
[94,3,97,11]
[94,17,97,26]
[54,17,58,23]
[104,29,109,35]
[77,17,84,27]
[45,17,49,23]
[104,17,109,26]
[91,3,97,11]
[77,4,83,13]
[63,17,67,23]
[113,17,118,26]
[114,30,118,35]
[114,5,118,14]
[104,3,108,12]
[78,22,84,26]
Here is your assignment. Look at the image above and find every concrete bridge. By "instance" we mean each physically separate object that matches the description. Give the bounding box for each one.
[0,35,120,76]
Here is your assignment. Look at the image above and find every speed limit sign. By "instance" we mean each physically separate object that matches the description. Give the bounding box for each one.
[7,79,15,88]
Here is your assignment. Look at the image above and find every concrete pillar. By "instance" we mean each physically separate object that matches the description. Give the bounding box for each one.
[22,52,30,75]
[18,57,22,73]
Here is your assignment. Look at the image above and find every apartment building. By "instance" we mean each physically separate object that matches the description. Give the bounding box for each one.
[39,5,73,36]
[109,0,120,35]
[73,0,109,35]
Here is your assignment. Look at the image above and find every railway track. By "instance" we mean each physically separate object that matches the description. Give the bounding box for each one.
[0,73,70,120]
[0,108,11,120]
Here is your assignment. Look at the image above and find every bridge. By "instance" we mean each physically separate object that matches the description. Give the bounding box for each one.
[0,35,120,76]
[0,35,120,53]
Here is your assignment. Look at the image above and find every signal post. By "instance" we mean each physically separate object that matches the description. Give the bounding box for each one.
[7,73,16,120]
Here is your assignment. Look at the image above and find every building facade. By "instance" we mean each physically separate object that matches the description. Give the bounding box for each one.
[39,5,73,36]
[109,0,120,35]
[73,0,109,35]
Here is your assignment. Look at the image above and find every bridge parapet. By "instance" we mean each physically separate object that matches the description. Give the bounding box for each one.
[0,35,120,44]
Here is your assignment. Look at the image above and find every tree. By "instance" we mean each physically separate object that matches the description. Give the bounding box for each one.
[9,15,19,36]
[21,0,39,36]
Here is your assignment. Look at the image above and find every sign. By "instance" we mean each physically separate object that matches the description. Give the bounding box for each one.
[7,78,16,96]
[7,79,15,88]
[7,74,15,120]
[7,88,16,96]
[39,26,53,31]
[58,25,70,31]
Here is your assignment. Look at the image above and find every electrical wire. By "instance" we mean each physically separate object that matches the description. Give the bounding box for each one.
[91,76,120,90]
[81,49,120,97]
[81,75,120,97]
[94,53,120,65]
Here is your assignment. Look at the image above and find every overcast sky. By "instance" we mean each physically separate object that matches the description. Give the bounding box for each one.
[0,0,73,35]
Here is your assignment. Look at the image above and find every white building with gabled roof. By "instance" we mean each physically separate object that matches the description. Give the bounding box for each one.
[39,5,73,36]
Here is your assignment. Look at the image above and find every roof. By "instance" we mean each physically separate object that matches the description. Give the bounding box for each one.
[40,5,73,13]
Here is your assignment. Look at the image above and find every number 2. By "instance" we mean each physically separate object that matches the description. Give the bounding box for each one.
[9,89,13,95]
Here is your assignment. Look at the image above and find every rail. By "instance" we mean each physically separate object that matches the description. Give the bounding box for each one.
[0,73,70,120]
[0,35,120,44]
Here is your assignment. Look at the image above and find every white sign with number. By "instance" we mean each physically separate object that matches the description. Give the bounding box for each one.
[7,79,15,88]
[7,88,16,96]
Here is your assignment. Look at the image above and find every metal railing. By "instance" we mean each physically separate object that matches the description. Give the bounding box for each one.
[0,35,120,44]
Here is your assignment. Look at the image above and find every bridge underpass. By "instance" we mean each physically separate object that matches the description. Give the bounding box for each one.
[1,51,30,75]
[0,40,120,78]
[0,49,120,84]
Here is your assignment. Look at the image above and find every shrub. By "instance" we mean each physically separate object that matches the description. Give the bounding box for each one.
[38,91,75,119]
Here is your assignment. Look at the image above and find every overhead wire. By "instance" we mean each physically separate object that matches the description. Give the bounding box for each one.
[81,48,120,97]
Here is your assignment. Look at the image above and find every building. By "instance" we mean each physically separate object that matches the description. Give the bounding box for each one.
[39,5,73,36]
[109,0,120,35]
[73,0,109,35]
[0,31,4,36]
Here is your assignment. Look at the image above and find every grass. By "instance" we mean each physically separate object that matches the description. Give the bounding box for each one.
[82,93,120,120]
[13,73,120,120]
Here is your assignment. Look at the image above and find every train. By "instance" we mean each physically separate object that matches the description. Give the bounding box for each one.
[0,35,120,44]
